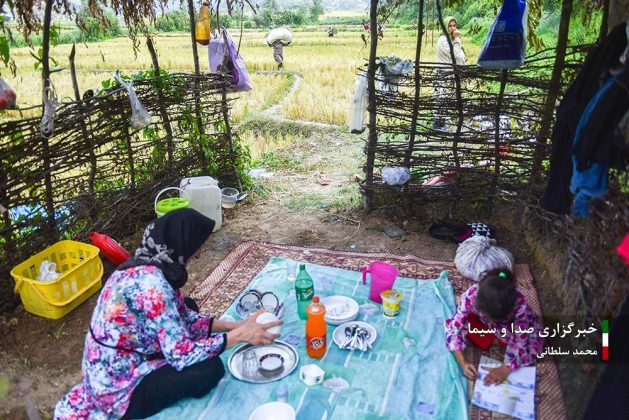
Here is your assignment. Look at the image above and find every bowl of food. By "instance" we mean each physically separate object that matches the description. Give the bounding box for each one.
[258,353,285,378]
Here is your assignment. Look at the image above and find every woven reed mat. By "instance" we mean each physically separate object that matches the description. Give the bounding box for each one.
[190,241,566,420]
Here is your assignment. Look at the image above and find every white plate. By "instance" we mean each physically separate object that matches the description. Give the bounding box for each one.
[321,295,359,325]
[332,321,377,350]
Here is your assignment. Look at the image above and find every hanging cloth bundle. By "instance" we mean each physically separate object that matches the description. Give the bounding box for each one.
[195,1,212,46]
[40,81,57,139]
[348,74,368,134]
[114,71,152,130]
[208,27,252,92]
[477,0,528,70]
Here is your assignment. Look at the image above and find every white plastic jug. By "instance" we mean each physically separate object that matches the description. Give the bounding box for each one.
[179,177,222,232]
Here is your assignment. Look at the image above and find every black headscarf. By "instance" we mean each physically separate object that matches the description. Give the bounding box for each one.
[118,208,215,289]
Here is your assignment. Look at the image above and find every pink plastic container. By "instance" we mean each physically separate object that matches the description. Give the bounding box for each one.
[362,261,399,303]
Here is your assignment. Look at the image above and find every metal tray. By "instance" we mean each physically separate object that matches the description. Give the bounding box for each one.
[227,340,299,384]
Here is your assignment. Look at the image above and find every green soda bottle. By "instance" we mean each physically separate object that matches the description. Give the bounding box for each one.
[295,263,314,320]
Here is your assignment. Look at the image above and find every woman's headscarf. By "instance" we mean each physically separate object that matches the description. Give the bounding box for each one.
[118,208,215,289]
[443,16,457,37]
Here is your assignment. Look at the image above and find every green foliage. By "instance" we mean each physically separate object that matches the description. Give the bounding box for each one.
[77,4,122,42]
[155,10,190,32]
[310,0,325,22]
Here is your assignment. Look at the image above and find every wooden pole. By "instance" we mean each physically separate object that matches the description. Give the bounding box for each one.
[41,0,55,233]
[146,37,175,169]
[403,0,426,212]
[364,0,379,212]
[187,0,210,172]
[530,0,573,184]
[69,45,97,196]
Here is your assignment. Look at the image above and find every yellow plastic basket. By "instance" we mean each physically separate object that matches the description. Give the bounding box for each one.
[10,240,104,320]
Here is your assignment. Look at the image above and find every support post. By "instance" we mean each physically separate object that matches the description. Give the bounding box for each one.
[403,0,426,211]
[364,0,379,212]
[41,0,55,234]
[530,0,573,184]
[187,0,210,172]
[146,37,175,169]
[69,45,97,196]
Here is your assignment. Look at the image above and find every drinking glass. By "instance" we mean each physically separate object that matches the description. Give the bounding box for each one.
[242,349,259,378]
[286,260,297,282]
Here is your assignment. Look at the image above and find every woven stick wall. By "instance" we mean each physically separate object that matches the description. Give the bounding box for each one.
[362,46,586,216]
[362,0,629,325]
[0,72,241,313]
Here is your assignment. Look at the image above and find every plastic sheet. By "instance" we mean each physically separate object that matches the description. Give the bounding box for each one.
[382,166,411,185]
[477,0,528,70]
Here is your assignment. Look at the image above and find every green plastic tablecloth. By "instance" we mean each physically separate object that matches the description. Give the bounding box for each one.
[152,257,468,419]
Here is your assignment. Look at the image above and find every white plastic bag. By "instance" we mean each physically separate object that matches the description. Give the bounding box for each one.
[454,236,514,281]
[382,166,411,185]
[37,260,60,282]
[348,75,368,134]
[114,71,152,130]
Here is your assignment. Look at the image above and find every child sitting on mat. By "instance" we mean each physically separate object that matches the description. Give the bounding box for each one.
[445,269,544,385]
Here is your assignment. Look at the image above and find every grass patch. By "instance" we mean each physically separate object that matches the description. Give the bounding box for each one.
[285,192,326,211]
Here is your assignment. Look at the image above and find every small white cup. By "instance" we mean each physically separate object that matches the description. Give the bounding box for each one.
[256,311,281,335]
[299,364,325,386]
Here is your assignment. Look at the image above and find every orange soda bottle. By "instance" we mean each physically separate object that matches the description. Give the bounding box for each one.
[306,296,327,359]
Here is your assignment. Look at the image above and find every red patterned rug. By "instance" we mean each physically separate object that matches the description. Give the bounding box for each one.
[191,241,566,420]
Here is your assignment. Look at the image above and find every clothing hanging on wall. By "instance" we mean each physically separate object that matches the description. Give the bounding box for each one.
[570,70,629,217]
[540,23,628,214]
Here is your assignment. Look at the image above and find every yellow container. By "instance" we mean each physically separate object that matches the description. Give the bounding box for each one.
[380,290,404,318]
[10,240,103,319]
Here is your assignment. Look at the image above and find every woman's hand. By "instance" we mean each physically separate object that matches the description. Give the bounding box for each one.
[453,350,478,380]
[452,29,461,39]
[461,360,478,380]
[226,310,282,348]
[482,365,511,385]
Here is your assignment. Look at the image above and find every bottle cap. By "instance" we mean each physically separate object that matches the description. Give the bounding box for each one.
[312,295,319,303]
[299,263,306,269]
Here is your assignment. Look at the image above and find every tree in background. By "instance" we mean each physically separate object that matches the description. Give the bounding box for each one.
[310,0,325,22]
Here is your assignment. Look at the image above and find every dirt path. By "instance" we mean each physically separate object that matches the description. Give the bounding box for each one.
[259,71,340,130]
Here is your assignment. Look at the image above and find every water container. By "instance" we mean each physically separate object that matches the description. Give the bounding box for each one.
[179,177,222,232]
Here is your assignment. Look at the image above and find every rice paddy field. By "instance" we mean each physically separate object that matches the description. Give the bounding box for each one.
[2,25,482,126]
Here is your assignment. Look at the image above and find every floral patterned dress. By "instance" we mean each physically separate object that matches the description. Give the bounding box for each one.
[54,266,226,419]
[445,284,544,369]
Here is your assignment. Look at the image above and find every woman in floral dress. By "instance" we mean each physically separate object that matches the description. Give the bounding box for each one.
[445,269,543,385]
[55,209,281,419]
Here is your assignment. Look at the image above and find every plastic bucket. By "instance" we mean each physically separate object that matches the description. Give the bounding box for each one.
[155,187,190,217]
[362,261,399,303]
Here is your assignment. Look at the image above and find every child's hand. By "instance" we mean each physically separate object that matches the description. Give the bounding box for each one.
[482,365,511,385]
[461,361,478,380]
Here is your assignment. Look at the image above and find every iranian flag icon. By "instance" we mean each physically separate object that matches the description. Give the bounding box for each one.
[602,320,609,361]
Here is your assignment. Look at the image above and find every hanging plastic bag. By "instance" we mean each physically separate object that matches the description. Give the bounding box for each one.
[454,236,514,281]
[37,260,60,282]
[208,27,252,92]
[376,56,413,93]
[0,77,17,109]
[382,166,411,185]
[477,0,528,70]
[348,74,368,134]
[114,71,151,130]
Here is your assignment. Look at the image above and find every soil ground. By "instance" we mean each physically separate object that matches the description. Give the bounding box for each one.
[0,128,599,419]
